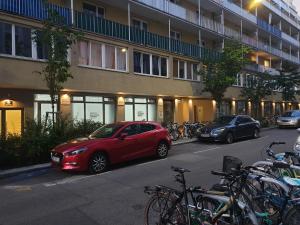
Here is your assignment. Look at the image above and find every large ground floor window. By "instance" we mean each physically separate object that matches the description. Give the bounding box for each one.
[125,98,156,121]
[264,102,272,117]
[72,96,115,124]
[236,101,247,115]
[34,94,57,123]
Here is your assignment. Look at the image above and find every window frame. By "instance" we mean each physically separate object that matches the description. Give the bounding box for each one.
[132,18,148,31]
[173,59,200,81]
[82,2,105,18]
[71,95,116,124]
[0,21,48,61]
[133,51,168,78]
[78,40,128,73]
[124,97,157,121]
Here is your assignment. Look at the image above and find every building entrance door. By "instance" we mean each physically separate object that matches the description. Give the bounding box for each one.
[0,109,23,137]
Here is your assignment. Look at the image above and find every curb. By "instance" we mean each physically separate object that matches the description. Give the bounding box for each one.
[0,163,51,179]
[172,138,198,146]
[261,126,277,131]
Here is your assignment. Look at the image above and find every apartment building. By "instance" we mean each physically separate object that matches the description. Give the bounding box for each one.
[0,0,300,136]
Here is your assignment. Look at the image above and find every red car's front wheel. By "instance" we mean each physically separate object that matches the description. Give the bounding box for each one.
[156,142,169,159]
[89,152,108,174]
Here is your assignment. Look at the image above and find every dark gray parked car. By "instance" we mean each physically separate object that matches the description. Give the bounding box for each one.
[277,110,300,128]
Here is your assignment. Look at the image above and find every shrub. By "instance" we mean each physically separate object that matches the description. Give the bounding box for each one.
[0,118,102,169]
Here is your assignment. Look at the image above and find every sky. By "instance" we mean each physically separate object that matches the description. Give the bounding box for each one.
[294,1,300,14]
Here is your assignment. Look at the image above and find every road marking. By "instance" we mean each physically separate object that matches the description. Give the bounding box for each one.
[135,158,167,167]
[3,185,32,192]
[193,147,221,154]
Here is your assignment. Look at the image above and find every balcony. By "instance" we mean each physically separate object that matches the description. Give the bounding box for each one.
[262,0,299,29]
[75,11,221,61]
[0,0,71,24]
[257,19,281,38]
[281,32,300,47]
[245,64,280,76]
[223,0,257,24]
[0,0,221,61]
[136,0,223,35]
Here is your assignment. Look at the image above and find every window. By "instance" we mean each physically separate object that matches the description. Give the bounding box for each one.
[105,45,115,69]
[140,124,156,133]
[0,22,12,54]
[34,94,57,123]
[72,96,115,124]
[83,3,105,18]
[78,40,127,72]
[170,30,181,40]
[173,59,199,81]
[132,19,148,31]
[125,98,156,121]
[91,42,102,67]
[122,124,140,136]
[116,47,127,71]
[134,51,168,77]
[0,21,49,60]
[15,26,32,57]
[79,41,89,65]
[36,31,48,60]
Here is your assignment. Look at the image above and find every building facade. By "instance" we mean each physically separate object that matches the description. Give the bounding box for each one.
[0,0,300,137]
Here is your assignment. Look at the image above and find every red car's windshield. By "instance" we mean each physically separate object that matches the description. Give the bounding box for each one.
[89,124,124,139]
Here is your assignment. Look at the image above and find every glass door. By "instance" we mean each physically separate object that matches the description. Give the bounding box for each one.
[5,110,22,136]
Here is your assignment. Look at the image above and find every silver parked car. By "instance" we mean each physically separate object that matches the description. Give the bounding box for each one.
[277,110,300,128]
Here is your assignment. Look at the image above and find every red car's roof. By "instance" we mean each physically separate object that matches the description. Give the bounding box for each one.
[114,121,161,126]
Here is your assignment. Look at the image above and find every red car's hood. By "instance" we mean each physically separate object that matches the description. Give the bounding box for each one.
[53,137,97,153]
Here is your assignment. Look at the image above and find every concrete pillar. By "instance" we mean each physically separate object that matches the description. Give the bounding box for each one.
[157,97,164,123]
[272,102,276,115]
[261,101,265,117]
[60,94,71,120]
[117,96,125,122]
[231,100,236,115]
[248,101,252,116]
[188,99,194,122]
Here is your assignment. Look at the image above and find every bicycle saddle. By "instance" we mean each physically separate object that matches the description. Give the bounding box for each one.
[171,166,191,173]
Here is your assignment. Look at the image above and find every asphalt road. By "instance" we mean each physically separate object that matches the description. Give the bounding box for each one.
[0,128,299,225]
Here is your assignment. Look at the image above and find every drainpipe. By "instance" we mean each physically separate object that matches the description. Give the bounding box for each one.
[71,0,74,24]
[128,3,131,42]
[169,19,171,51]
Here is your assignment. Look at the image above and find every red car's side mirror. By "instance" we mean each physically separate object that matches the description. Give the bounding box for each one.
[119,133,128,140]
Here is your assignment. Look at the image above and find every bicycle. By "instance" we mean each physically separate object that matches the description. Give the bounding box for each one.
[144,166,258,225]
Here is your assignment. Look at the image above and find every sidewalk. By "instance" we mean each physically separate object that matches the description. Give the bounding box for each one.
[0,163,51,179]
[0,126,277,179]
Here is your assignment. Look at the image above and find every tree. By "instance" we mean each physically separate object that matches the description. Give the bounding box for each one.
[199,40,252,117]
[274,65,300,102]
[240,73,273,119]
[33,7,82,126]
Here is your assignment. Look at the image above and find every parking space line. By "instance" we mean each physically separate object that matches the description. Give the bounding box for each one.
[193,147,221,154]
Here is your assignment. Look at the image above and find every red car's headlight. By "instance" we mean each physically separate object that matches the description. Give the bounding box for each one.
[66,147,88,156]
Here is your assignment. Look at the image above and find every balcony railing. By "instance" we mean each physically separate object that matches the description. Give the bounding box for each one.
[223,0,257,24]
[262,0,299,29]
[0,0,71,24]
[257,19,281,37]
[281,32,300,47]
[75,11,221,61]
[245,64,280,76]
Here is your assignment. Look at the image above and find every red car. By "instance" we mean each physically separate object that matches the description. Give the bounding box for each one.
[51,121,171,173]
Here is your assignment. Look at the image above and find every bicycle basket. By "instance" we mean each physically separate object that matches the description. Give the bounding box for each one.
[222,156,243,173]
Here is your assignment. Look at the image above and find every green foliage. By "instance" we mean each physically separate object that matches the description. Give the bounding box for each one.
[199,40,252,111]
[273,65,300,102]
[240,73,273,119]
[33,6,82,124]
[0,119,102,169]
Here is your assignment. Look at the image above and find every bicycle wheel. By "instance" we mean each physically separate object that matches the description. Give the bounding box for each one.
[144,192,186,225]
[283,206,300,225]
[197,197,231,225]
